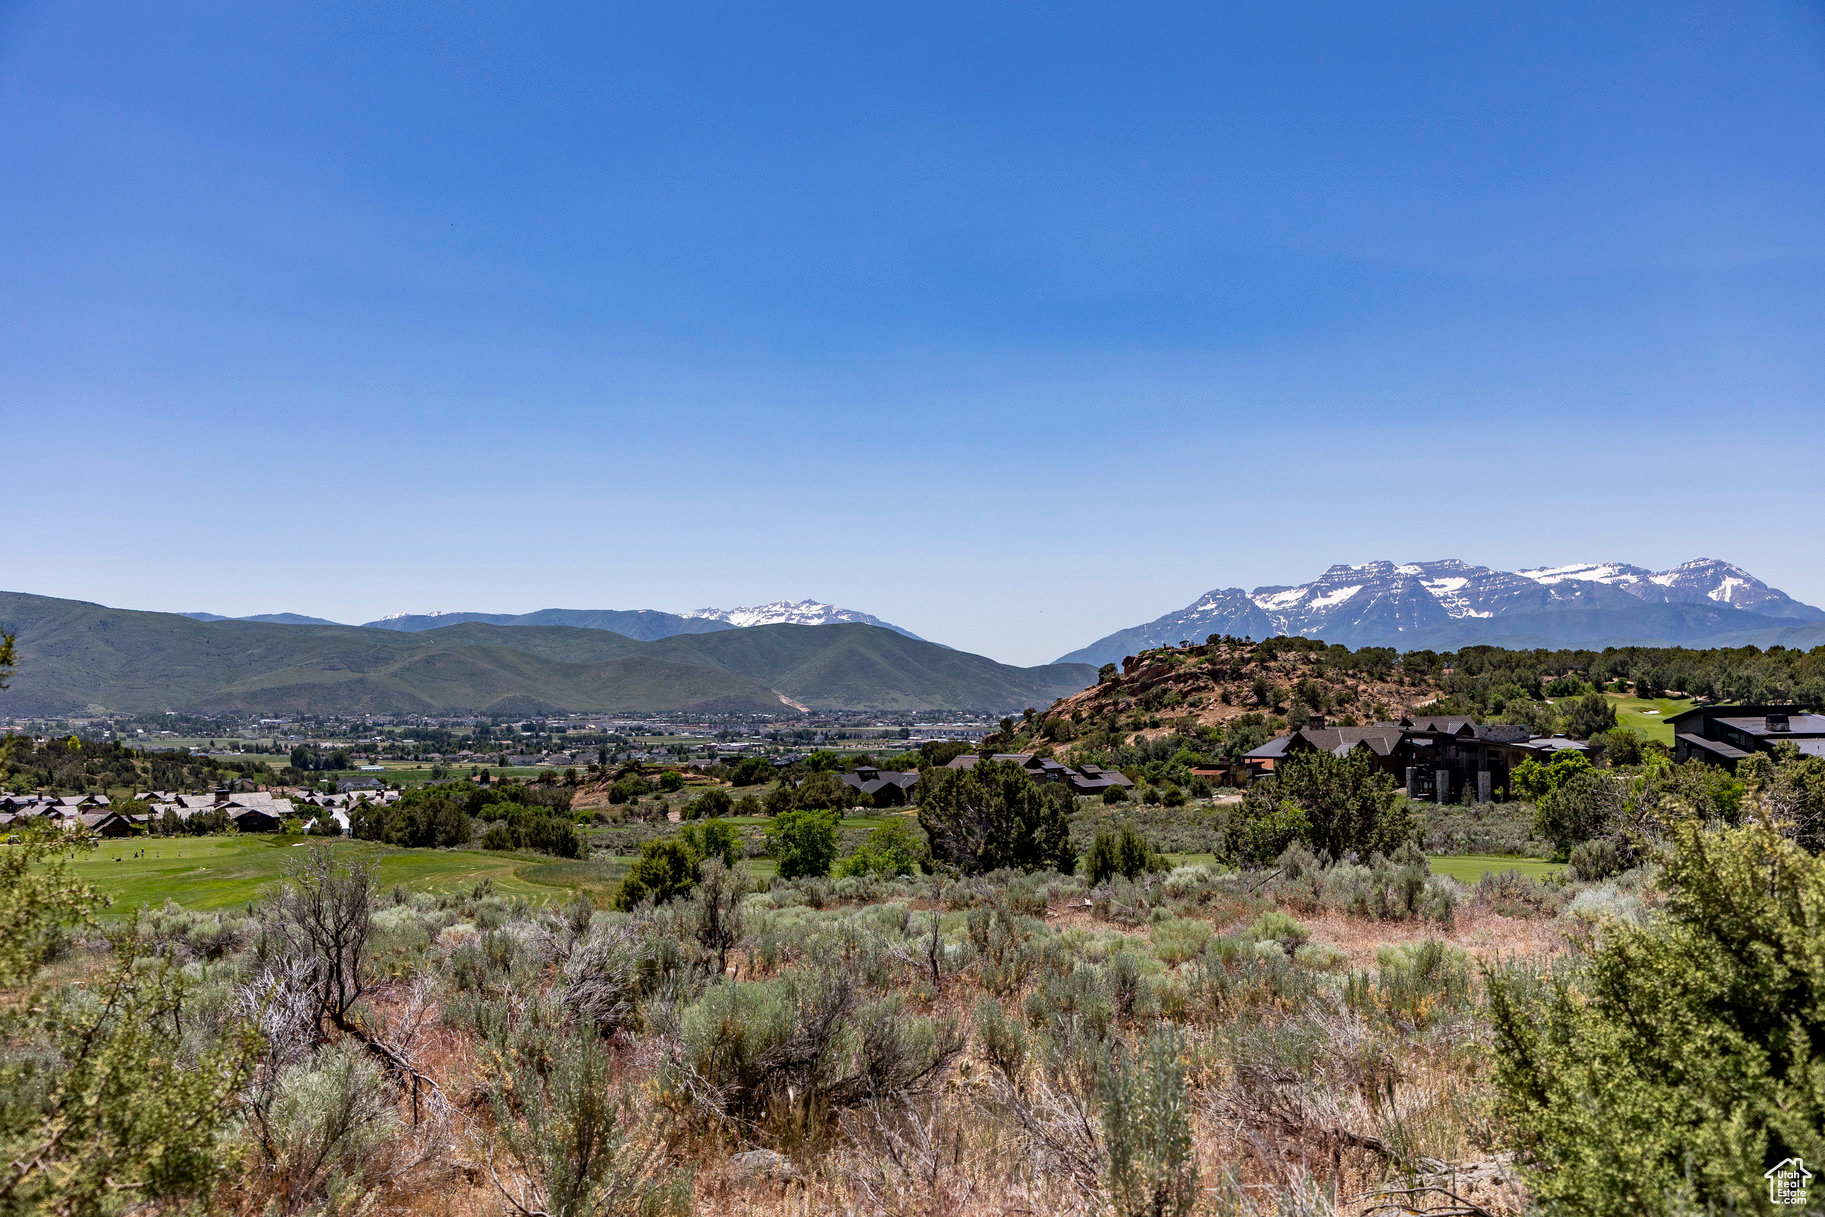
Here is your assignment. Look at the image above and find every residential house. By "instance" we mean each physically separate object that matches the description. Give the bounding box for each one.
[1669,704,1825,770]
[1243,715,1589,802]
[944,752,1134,797]
[1065,764,1137,797]
[78,811,136,837]
[840,766,920,805]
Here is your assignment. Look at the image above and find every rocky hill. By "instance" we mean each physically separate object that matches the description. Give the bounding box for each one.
[1035,636,1448,750]
[1059,558,1825,667]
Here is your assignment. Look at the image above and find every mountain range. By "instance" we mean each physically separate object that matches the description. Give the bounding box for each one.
[2,592,1083,717]
[182,599,920,641]
[1057,559,1825,667]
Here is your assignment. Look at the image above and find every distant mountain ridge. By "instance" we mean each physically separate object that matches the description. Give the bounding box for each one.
[1058,559,1825,667]
[361,608,734,641]
[363,600,920,640]
[0,591,1085,716]
[181,611,345,627]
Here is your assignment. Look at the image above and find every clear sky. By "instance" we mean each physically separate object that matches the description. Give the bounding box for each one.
[2,2,1822,665]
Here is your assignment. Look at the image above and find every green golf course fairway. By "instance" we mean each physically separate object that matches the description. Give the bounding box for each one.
[66,835,631,914]
[1425,853,1564,882]
[55,835,1563,916]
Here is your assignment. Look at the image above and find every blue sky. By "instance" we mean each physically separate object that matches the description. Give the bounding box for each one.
[2,1,1822,665]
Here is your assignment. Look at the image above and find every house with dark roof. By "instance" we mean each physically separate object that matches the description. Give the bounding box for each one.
[1066,764,1137,797]
[944,752,1134,796]
[840,766,920,806]
[77,810,136,837]
[1243,715,1588,802]
[1669,704,1825,770]
[226,805,285,832]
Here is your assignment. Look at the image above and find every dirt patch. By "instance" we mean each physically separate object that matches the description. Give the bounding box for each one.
[1299,907,1564,968]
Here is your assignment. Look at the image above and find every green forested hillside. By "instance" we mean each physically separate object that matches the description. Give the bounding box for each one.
[641,623,1097,711]
[0,592,1093,715]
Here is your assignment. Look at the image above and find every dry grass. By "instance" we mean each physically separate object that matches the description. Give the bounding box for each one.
[49,849,1576,1217]
[402,886,1551,1216]
[1297,907,1562,970]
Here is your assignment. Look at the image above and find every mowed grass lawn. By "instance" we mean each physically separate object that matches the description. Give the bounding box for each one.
[66,835,628,915]
[65,833,786,916]
[1426,853,1564,882]
[1607,694,1696,746]
[63,830,1561,916]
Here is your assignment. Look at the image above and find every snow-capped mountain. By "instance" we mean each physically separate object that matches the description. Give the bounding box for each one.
[1056,559,1824,667]
[360,602,920,641]
[683,600,921,638]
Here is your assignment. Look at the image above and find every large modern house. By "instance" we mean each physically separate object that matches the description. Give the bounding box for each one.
[946,752,1136,797]
[1243,715,1588,802]
[1669,704,1825,769]
[839,765,920,805]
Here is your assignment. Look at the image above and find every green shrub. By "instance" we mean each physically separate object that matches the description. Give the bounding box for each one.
[666,968,962,1136]
[260,1042,399,1214]
[1510,749,1594,803]
[1239,750,1411,859]
[1292,941,1349,972]
[834,818,925,878]
[1490,819,1825,1215]
[1026,961,1117,1050]
[1085,823,1158,885]
[679,818,742,869]
[1535,769,1622,859]
[1099,1027,1197,1217]
[1150,918,1212,967]
[607,773,652,804]
[767,808,840,879]
[612,839,699,911]
[1221,798,1311,867]
[1366,939,1469,1026]
[966,901,1044,997]
[687,787,732,820]
[1244,910,1310,953]
[488,1017,681,1216]
[1321,843,1451,923]
[974,997,1028,1083]
[1567,834,1629,882]
[479,804,582,857]
[917,761,1076,875]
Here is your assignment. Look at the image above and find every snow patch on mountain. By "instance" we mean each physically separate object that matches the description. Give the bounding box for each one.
[1254,587,1307,611]
[1516,563,1647,588]
[1308,584,1363,610]
[1710,577,1750,603]
[683,600,921,639]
